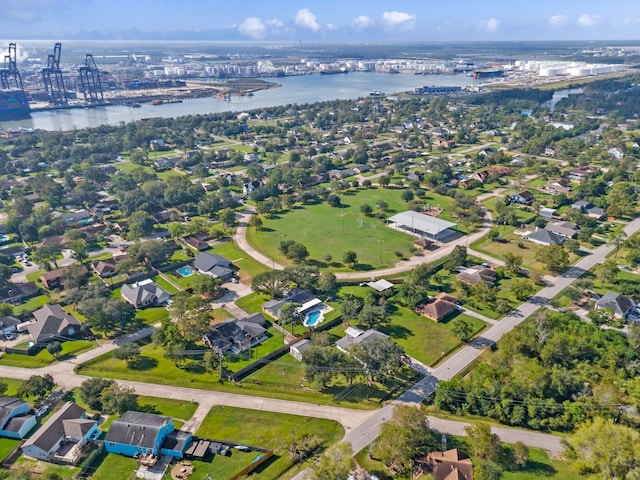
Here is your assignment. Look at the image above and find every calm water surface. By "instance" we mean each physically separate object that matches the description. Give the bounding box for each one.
[1,72,477,131]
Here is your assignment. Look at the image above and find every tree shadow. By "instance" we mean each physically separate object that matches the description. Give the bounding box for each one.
[128,356,158,371]
[380,324,413,340]
[354,263,373,271]
[180,359,206,374]
[259,227,275,233]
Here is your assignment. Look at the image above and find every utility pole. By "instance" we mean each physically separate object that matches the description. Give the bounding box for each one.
[218,351,224,383]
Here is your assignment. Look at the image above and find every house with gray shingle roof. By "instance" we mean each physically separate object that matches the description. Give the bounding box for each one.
[524,228,565,246]
[27,304,81,344]
[0,397,36,439]
[595,292,635,320]
[22,402,97,463]
[121,279,170,309]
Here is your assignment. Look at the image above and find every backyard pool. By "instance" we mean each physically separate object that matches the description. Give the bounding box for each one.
[303,309,323,328]
[0,235,8,243]
[176,266,195,277]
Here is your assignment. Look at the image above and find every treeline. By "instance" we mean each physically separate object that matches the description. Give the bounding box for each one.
[435,309,640,432]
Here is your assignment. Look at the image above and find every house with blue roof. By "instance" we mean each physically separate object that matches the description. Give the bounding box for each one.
[104,411,192,459]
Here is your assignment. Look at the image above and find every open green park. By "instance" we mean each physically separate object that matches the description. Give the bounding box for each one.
[246,186,462,271]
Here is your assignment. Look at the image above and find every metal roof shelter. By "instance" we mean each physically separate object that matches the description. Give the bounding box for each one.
[388,211,457,240]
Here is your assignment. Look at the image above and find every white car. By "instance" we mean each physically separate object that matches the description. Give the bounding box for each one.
[35,406,49,418]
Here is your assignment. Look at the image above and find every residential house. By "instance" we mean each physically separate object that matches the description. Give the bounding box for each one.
[566,165,598,182]
[609,147,625,160]
[433,138,456,149]
[587,207,606,220]
[152,210,174,224]
[40,265,89,289]
[336,327,389,353]
[414,448,474,480]
[27,304,82,344]
[121,279,170,309]
[545,179,572,195]
[595,292,635,320]
[22,402,98,464]
[290,339,312,361]
[184,235,209,251]
[353,164,370,174]
[545,221,578,239]
[571,200,592,212]
[456,266,497,288]
[0,397,36,439]
[539,207,557,219]
[192,252,235,281]
[544,146,556,156]
[415,293,460,323]
[90,259,117,278]
[105,411,192,459]
[0,316,21,336]
[524,228,565,246]
[510,190,535,205]
[263,288,318,320]
[202,313,268,354]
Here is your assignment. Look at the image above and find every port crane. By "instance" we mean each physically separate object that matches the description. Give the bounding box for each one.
[0,43,24,90]
[42,42,68,106]
[78,54,104,103]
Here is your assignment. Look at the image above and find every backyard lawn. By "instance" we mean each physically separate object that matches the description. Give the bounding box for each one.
[380,306,487,366]
[14,294,49,314]
[135,306,169,326]
[196,406,344,480]
[209,239,270,281]
[245,187,421,270]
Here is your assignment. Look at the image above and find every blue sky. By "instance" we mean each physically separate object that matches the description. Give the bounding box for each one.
[0,0,639,41]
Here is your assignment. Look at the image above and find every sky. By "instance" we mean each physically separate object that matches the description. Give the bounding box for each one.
[0,0,639,42]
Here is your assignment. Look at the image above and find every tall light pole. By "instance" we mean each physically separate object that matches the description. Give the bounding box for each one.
[377,239,383,265]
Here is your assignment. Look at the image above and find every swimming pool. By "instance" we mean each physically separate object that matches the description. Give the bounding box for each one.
[0,235,8,243]
[176,266,195,277]
[303,309,323,328]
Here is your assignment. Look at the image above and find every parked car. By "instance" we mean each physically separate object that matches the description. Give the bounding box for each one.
[5,333,16,341]
[35,405,49,418]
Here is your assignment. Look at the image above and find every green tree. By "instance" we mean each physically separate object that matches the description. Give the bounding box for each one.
[564,417,640,479]
[563,239,581,255]
[69,239,88,264]
[251,270,287,297]
[79,378,115,411]
[341,296,363,323]
[280,302,301,334]
[475,461,504,480]
[464,423,500,461]
[317,271,337,293]
[100,384,139,415]
[372,405,438,474]
[357,304,389,329]
[596,258,619,286]
[46,341,63,359]
[446,245,467,269]
[32,243,63,269]
[511,278,536,301]
[451,317,474,342]
[343,250,358,268]
[190,275,222,297]
[504,253,523,276]
[286,242,310,264]
[168,292,210,342]
[513,441,530,469]
[608,227,627,257]
[535,244,569,272]
[307,442,354,480]
[113,343,141,367]
[126,210,156,240]
[18,374,55,401]
[248,214,263,232]
[394,283,428,309]
[360,204,373,216]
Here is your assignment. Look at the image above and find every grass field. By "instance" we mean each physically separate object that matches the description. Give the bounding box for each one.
[134,306,169,326]
[381,306,487,366]
[0,377,23,396]
[246,187,422,270]
[14,294,50,314]
[0,339,97,368]
[196,406,344,480]
[209,239,271,281]
[0,438,19,462]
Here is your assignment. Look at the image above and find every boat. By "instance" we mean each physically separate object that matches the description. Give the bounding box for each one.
[0,89,31,119]
[320,69,349,75]
[473,70,504,79]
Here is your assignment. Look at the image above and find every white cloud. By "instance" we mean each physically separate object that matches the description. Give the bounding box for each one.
[548,15,569,27]
[577,14,599,27]
[326,23,337,31]
[294,8,320,31]
[352,15,375,30]
[265,18,284,28]
[381,11,416,31]
[479,17,500,33]
[237,17,266,39]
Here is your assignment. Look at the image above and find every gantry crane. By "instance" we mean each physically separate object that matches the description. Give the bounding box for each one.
[42,42,68,106]
[78,54,104,103]
[0,43,24,90]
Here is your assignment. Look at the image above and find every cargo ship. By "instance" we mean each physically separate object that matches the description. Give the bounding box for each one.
[320,68,349,75]
[0,89,31,119]
[473,70,504,79]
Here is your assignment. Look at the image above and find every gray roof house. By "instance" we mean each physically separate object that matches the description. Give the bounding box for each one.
[524,228,565,246]
[27,304,81,344]
[263,288,318,320]
[0,397,36,439]
[595,292,635,319]
[193,252,235,281]
[202,313,268,354]
[545,221,578,239]
[121,279,170,309]
[336,327,389,353]
[22,402,98,464]
[0,316,21,335]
